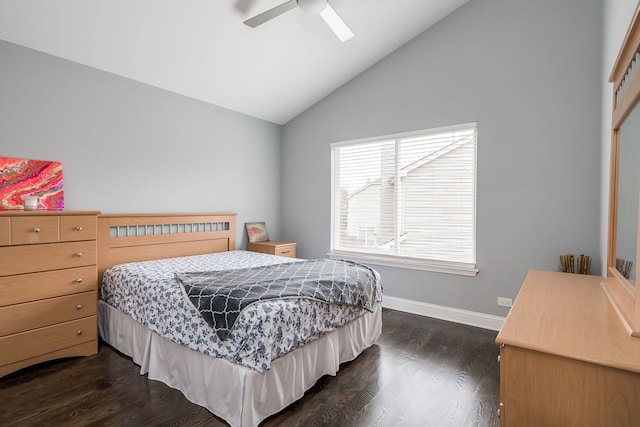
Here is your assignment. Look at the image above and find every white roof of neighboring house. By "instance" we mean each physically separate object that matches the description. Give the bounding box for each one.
[347,133,474,198]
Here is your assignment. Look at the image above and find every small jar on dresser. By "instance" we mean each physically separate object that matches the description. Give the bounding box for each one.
[0,210,100,378]
[247,240,297,258]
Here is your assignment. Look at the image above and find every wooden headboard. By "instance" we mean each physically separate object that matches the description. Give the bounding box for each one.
[97,213,237,282]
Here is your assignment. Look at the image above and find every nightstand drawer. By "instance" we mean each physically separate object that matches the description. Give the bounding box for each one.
[11,216,59,245]
[0,266,97,307]
[0,290,97,336]
[0,241,97,276]
[0,316,97,367]
[248,240,297,258]
[274,245,296,257]
[60,215,97,241]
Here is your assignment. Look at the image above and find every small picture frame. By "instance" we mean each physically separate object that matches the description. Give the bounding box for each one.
[245,222,270,243]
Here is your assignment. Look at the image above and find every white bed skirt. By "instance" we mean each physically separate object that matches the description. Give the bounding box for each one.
[98,301,382,427]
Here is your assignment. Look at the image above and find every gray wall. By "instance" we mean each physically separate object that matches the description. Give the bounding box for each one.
[282,0,603,316]
[0,0,609,319]
[0,40,283,247]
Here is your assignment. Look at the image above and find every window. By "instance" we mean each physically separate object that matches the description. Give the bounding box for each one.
[330,122,477,276]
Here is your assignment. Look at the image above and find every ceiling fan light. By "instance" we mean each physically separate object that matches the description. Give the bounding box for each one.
[297,0,327,15]
[320,5,354,42]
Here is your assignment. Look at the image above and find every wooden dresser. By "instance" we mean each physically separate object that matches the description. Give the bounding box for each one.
[247,240,297,258]
[496,270,640,426]
[0,210,100,378]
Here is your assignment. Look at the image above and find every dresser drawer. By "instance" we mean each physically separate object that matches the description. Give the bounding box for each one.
[0,241,97,276]
[60,215,97,241]
[0,218,9,246]
[0,266,97,307]
[10,216,59,245]
[0,290,97,336]
[0,316,97,367]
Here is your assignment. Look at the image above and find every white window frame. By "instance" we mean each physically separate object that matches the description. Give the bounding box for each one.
[329,122,478,277]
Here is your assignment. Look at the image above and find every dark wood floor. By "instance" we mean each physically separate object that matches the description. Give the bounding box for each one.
[0,309,500,426]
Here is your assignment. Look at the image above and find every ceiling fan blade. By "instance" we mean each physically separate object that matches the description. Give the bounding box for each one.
[319,4,354,42]
[243,0,298,28]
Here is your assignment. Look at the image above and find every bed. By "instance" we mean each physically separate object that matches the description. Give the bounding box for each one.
[96,213,382,427]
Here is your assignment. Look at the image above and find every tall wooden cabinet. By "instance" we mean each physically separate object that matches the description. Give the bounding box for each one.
[496,270,640,426]
[0,210,100,378]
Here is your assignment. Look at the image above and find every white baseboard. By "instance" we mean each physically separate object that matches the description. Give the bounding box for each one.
[382,296,505,331]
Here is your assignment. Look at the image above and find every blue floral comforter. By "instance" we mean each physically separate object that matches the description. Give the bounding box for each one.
[101,250,382,373]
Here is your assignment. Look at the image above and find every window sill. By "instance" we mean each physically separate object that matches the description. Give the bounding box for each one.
[327,251,478,277]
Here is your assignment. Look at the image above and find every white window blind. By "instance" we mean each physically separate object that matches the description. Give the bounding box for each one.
[330,123,477,276]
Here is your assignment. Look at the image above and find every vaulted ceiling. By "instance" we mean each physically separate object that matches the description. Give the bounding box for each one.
[0,0,468,124]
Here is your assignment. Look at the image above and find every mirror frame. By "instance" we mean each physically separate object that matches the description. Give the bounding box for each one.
[605,1,640,337]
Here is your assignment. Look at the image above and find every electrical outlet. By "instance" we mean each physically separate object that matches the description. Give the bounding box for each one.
[497,297,513,307]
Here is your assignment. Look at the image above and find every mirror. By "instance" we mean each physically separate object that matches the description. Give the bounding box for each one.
[615,103,640,285]
[605,1,640,336]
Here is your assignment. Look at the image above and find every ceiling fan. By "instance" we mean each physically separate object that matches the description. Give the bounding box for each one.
[243,0,355,42]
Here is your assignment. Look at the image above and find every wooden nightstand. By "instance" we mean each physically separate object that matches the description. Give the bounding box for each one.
[247,240,296,258]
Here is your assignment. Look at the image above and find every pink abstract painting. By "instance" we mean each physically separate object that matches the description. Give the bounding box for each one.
[0,156,64,209]
[245,222,270,243]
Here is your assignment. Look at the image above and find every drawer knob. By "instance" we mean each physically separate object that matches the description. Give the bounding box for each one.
[76,330,83,336]
[76,278,83,283]
[33,227,41,233]
[76,304,83,310]
[497,355,500,365]
[76,252,83,257]
[76,226,83,231]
